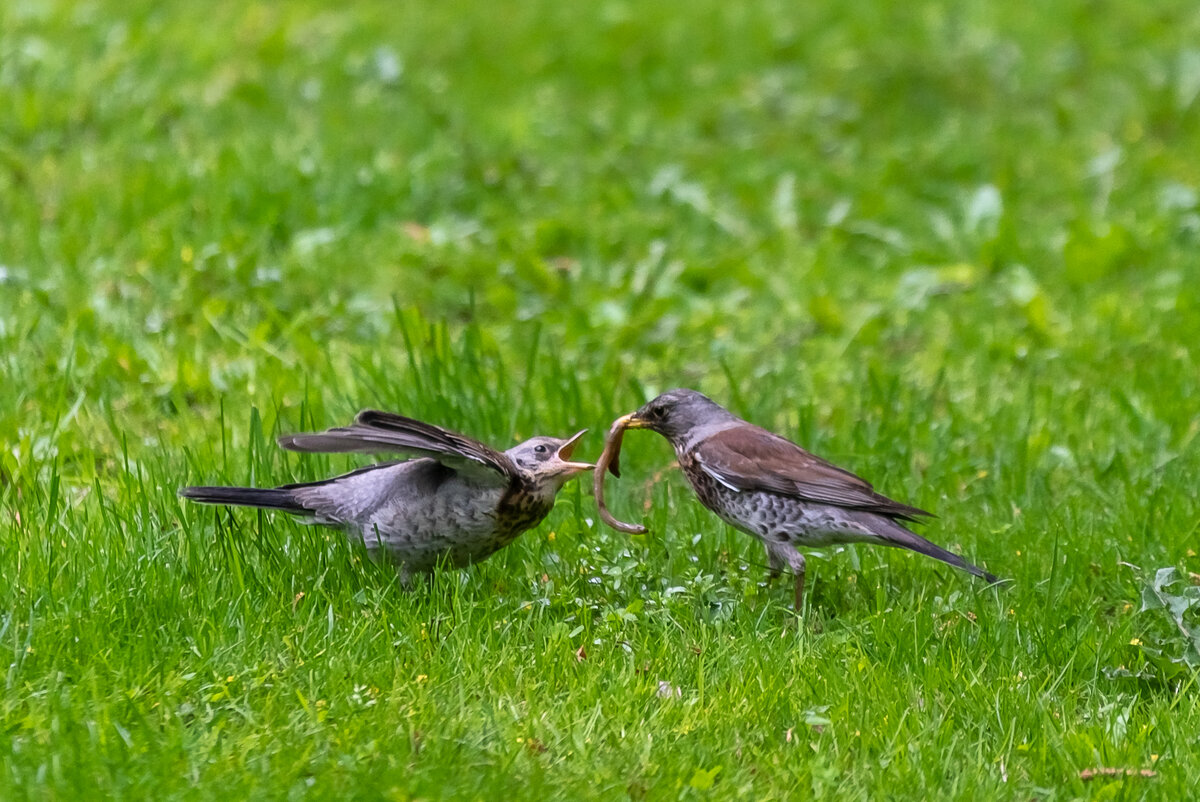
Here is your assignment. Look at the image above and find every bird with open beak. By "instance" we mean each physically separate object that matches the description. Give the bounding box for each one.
[594,388,999,610]
[182,410,593,584]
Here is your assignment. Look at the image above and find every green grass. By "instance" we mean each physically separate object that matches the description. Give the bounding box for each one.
[4,0,1200,797]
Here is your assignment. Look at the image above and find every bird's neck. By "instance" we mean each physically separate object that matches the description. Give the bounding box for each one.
[498,476,558,524]
[673,418,743,455]
[514,474,562,506]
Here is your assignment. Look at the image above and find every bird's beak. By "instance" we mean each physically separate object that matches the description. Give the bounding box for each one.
[555,429,594,474]
[615,412,648,429]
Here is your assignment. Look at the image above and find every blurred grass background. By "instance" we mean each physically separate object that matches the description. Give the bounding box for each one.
[3,0,1200,798]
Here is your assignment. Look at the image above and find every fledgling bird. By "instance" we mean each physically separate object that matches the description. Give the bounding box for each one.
[603,388,999,609]
[180,410,593,583]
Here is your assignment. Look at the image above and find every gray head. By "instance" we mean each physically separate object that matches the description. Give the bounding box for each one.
[505,430,594,487]
[622,388,740,444]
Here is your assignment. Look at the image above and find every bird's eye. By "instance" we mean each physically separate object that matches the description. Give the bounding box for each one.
[533,444,548,454]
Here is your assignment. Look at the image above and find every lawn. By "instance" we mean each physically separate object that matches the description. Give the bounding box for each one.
[3,0,1200,798]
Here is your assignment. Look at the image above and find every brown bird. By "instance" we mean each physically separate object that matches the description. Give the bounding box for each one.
[598,389,999,610]
[181,410,593,584]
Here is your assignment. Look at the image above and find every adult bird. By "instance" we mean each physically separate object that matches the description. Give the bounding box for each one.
[181,410,593,583]
[599,388,998,609]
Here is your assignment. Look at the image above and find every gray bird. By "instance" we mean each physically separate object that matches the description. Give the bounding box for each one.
[180,410,593,583]
[600,388,999,610]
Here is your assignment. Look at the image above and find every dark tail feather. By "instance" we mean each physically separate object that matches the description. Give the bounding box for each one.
[179,486,308,515]
[875,519,1001,584]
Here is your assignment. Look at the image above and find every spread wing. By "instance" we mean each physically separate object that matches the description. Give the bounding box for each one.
[693,426,932,522]
[277,410,517,487]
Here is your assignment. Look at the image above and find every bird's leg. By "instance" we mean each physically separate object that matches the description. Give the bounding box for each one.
[765,544,784,583]
[765,541,806,611]
[793,557,806,612]
[779,545,806,612]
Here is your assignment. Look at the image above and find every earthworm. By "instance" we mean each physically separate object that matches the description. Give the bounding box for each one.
[592,415,648,534]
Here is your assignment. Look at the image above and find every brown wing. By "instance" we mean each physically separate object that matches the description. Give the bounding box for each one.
[278,410,517,487]
[693,426,932,522]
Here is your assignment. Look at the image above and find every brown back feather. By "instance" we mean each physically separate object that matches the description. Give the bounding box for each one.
[694,426,933,522]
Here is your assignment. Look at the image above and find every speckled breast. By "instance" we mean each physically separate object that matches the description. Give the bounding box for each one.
[358,474,554,572]
[681,455,774,536]
[680,453,877,548]
[493,482,555,544]
[422,487,552,570]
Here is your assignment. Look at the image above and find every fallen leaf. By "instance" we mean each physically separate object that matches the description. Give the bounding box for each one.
[575,644,587,662]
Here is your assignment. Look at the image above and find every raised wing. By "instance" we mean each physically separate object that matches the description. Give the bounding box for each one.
[693,426,932,522]
[278,410,517,487]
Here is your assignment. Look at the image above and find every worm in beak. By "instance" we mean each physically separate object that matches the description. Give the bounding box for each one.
[593,414,649,534]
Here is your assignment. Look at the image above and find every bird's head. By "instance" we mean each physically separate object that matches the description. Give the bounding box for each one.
[506,430,594,487]
[618,388,739,444]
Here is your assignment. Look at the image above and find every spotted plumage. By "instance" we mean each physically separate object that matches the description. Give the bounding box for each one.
[609,388,1000,609]
[180,410,592,583]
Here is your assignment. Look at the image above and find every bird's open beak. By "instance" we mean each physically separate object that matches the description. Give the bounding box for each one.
[556,429,594,474]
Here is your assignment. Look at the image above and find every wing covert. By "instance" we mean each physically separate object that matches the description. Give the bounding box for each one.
[694,427,932,521]
[278,410,517,487]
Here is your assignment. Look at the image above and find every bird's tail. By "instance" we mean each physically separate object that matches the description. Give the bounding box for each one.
[870,517,1001,584]
[178,485,309,515]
